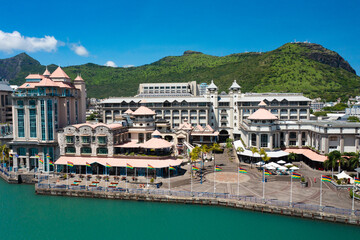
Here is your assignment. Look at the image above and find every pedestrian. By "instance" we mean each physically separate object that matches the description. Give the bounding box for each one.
[314,177,316,183]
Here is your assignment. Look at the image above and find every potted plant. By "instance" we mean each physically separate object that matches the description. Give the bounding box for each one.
[300,177,308,187]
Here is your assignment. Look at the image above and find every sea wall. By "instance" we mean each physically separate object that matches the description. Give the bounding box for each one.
[35,186,360,226]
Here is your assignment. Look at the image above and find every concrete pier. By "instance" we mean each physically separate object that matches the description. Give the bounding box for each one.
[35,185,360,226]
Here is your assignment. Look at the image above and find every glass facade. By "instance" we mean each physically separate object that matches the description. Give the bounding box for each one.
[29,109,37,138]
[54,101,58,129]
[17,109,25,137]
[47,100,53,140]
[41,100,46,140]
[67,100,70,125]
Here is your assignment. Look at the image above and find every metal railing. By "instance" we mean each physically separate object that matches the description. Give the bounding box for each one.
[36,183,360,217]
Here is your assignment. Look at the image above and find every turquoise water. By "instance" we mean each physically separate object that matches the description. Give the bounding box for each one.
[0,179,359,240]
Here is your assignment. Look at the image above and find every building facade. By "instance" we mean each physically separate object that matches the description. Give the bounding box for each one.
[100,80,312,142]
[0,80,13,123]
[10,67,86,172]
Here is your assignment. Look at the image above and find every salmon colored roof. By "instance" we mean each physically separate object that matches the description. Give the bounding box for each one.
[178,119,192,130]
[139,99,147,103]
[43,68,50,76]
[71,123,122,129]
[50,66,70,79]
[74,75,84,81]
[132,106,156,115]
[124,109,133,114]
[38,77,59,87]
[55,156,183,168]
[141,138,173,149]
[258,100,267,107]
[25,74,43,79]
[284,149,327,162]
[151,130,161,136]
[114,141,140,148]
[248,108,278,120]
[193,125,204,131]
[19,82,38,89]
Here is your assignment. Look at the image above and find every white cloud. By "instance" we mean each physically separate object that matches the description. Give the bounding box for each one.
[123,64,135,68]
[0,30,58,53]
[70,43,89,57]
[105,61,117,67]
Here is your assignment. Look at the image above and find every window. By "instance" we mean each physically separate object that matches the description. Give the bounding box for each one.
[17,109,25,137]
[47,100,53,140]
[67,100,70,125]
[81,147,92,154]
[29,148,38,156]
[261,134,268,148]
[98,136,107,144]
[289,132,297,139]
[29,109,37,138]
[66,136,74,143]
[65,147,76,154]
[18,147,26,156]
[54,101,58,129]
[82,136,91,143]
[97,148,108,155]
[17,100,24,107]
[41,100,46,140]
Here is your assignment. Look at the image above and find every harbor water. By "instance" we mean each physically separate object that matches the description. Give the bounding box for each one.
[0,179,359,240]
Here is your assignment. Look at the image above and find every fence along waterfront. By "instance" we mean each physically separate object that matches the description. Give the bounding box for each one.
[36,182,360,217]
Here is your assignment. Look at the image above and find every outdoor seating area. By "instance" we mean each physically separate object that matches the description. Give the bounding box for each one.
[255,160,299,175]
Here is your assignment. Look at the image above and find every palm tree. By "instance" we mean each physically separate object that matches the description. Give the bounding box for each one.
[0,144,10,166]
[250,147,258,167]
[190,146,201,165]
[261,152,271,163]
[210,143,221,168]
[288,152,297,162]
[347,152,360,178]
[324,150,345,177]
[200,144,210,169]
[236,147,244,163]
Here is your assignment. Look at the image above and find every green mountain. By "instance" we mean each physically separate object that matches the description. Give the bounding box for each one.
[1,43,359,101]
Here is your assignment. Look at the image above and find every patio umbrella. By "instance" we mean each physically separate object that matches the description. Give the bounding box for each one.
[266,166,276,170]
[278,166,287,170]
[285,163,293,167]
[255,162,265,166]
[277,160,286,164]
[290,166,299,170]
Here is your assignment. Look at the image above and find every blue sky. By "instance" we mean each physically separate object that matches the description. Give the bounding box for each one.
[0,0,359,74]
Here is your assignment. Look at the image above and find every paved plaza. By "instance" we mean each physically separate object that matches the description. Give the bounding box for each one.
[41,151,359,211]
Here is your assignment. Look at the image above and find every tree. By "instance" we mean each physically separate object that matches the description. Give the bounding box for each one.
[348,116,360,122]
[236,147,244,163]
[210,143,221,169]
[200,145,210,169]
[261,153,271,163]
[288,152,297,162]
[250,147,258,167]
[346,152,360,177]
[190,146,201,164]
[0,144,10,165]
[324,150,345,177]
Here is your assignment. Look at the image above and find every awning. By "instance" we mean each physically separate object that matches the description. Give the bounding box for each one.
[55,156,183,168]
[233,140,289,158]
[114,141,141,148]
[141,138,173,149]
[284,149,327,162]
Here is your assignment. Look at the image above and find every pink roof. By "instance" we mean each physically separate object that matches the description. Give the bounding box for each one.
[25,74,43,79]
[132,106,156,115]
[258,100,267,107]
[284,149,327,162]
[141,138,173,149]
[19,82,38,89]
[74,75,84,81]
[43,68,50,76]
[248,108,278,120]
[193,125,204,131]
[50,66,70,79]
[124,109,133,114]
[151,130,161,136]
[178,119,192,130]
[114,141,141,148]
[55,156,183,168]
[204,125,214,132]
[139,99,147,103]
[71,123,122,130]
[38,77,59,87]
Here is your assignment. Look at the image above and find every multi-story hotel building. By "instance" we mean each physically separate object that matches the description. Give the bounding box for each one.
[10,67,86,172]
[100,80,312,142]
[0,79,13,123]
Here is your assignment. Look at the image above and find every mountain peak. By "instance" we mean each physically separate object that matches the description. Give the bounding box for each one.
[183,50,203,55]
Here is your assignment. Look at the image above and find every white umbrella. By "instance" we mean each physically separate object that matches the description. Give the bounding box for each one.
[266,166,276,170]
[285,163,293,167]
[255,162,264,166]
[277,160,286,164]
[268,162,281,168]
[290,166,299,170]
[278,166,287,170]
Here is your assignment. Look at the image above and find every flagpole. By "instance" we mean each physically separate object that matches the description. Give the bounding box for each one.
[191,167,193,193]
[237,165,240,196]
[86,165,87,190]
[126,163,128,191]
[352,184,355,213]
[320,175,322,209]
[146,166,148,189]
[168,166,170,192]
[290,172,293,206]
[67,165,69,189]
[213,165,216,194]
[262,169,265,200]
